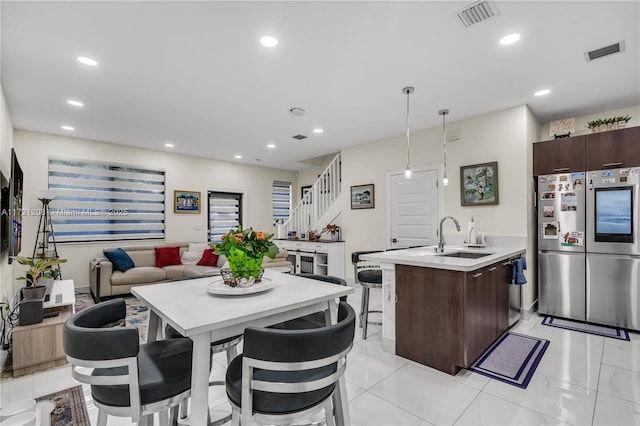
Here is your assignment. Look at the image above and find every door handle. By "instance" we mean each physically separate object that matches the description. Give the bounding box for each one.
[553,167,570,172]
[603,162,622,168]
[489,267,497,271]
[472,272,483,278]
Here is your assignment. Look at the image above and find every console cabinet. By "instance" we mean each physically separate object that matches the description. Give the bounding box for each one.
[395,261,510,375]
[274,240,345,279]
[12,305,72,377]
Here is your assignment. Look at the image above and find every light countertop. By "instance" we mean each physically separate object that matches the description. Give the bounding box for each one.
[361,244,526,272]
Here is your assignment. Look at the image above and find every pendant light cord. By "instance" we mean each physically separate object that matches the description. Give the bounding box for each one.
[442,112,447,175]
[405,90,411,169]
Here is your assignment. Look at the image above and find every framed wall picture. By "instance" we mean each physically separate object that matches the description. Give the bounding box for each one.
[174,190,201,214]
[350,184,375,209]
[301,185,312,204]
[460,161,499,206]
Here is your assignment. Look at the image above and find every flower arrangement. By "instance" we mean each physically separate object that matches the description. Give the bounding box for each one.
[212,226,278,282]
[321,224,340,235]
[213,226,279,259]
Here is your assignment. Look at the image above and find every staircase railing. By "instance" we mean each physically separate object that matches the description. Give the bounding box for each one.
[282,153,341,236]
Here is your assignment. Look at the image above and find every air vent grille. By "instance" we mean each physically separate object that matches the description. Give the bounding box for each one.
[457,1,499,27]
[585,41,625,62]
[292,134,307,140]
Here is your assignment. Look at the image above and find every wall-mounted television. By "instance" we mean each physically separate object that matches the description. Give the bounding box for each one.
[1,172,9,258]
[9,149,24,263]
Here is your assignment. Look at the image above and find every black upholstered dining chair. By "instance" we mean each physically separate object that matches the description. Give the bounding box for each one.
[62,298,193,426]
[270,273,348,330]
[352,250,383,339]
[225,301,356,426]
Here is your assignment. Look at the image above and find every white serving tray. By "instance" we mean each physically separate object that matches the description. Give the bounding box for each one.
[207,277,274,296]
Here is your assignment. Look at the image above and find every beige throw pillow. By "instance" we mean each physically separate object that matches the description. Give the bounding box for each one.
[181,251,203,265]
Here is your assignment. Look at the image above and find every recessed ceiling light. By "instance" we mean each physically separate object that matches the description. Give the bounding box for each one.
[260,36,278,47]
[267,144,276,149]
[500,33,520,45]
[313,128,323,134]
[164,143,174,148]
[234,155,243,159]
[534,89,551,96]
[67,99,84,107]
[77,56,98,66]
[61,125,74,131]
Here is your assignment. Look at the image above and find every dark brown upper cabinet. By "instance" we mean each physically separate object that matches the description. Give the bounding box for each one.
[533,135,586,176]
[585,126,640,170]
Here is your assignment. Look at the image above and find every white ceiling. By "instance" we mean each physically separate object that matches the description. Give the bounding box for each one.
[2,1,639,171]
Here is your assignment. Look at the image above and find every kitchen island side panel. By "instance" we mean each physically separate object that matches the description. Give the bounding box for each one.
[396,264,465,375]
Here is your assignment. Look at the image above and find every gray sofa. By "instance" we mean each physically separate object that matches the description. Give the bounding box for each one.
[89,243,226,302]
[89,243,293,302]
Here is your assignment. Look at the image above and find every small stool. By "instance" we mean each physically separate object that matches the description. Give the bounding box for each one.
[352,251,383,340]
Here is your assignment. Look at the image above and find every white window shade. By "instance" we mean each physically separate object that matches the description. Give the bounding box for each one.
[208,192,242,243]
[272,180,291,223]
[48,158,166,242]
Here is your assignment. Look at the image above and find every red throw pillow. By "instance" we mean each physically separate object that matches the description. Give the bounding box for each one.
[155,246,182,268]
[197,248,219,266]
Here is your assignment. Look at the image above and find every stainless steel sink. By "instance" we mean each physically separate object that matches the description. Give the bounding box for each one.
[442,252,493,259]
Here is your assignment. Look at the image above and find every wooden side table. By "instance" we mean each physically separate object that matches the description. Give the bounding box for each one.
[12,280,76,377]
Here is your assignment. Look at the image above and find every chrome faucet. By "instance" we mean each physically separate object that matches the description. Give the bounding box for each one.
[438,216,461,252]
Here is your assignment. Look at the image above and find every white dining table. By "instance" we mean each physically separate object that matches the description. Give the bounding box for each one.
[132,269,354,426]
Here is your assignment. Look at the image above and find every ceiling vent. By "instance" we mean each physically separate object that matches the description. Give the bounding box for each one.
[292,134,307,140]
[585,41,625,62]
[457,1,499,27]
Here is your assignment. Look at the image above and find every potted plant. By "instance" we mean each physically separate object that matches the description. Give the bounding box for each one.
[586,115,631,132]
[321,224,340,241]
[14,256,68,299]
[212,226,279,283]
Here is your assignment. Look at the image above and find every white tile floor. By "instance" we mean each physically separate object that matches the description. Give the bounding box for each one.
[2,285,639,425]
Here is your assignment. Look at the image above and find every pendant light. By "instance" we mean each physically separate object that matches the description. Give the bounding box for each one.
[402,87,414,178]
[439,109,450,185]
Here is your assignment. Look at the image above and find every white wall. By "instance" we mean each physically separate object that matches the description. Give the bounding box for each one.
[1,83,15,307]
[341,104,534,276]
[12,130,297,294]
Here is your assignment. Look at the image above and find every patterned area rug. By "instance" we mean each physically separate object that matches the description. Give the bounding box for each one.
[541,316,630,340]
[469,332,549,388]
[36,385,90,426]
[75,292,149,342]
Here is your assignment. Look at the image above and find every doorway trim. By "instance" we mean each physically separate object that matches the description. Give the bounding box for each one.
[386,164,444,249]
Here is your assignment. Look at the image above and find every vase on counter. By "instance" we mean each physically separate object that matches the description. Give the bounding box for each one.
[330,232,339,241]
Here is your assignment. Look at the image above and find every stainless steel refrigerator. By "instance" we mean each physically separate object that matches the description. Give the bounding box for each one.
[586,167,640,331]
[537,172,586,321]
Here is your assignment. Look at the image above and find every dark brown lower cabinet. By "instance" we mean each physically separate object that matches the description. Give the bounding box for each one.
[396,261,511,375]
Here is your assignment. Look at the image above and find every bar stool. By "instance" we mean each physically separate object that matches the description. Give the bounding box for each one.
[352,251,383,339]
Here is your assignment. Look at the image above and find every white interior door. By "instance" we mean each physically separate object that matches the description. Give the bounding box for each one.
[389,168,439,249]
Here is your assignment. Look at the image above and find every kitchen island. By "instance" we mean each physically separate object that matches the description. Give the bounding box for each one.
[363,241,526,375]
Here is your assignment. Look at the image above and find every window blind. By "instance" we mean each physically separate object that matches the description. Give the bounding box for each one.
[48,158,165,242]
[208,192,242,243]
[272,180,291,223]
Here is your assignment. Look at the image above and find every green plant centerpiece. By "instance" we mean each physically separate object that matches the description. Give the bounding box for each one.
[212,226,278,285]
[14,256,68,287]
